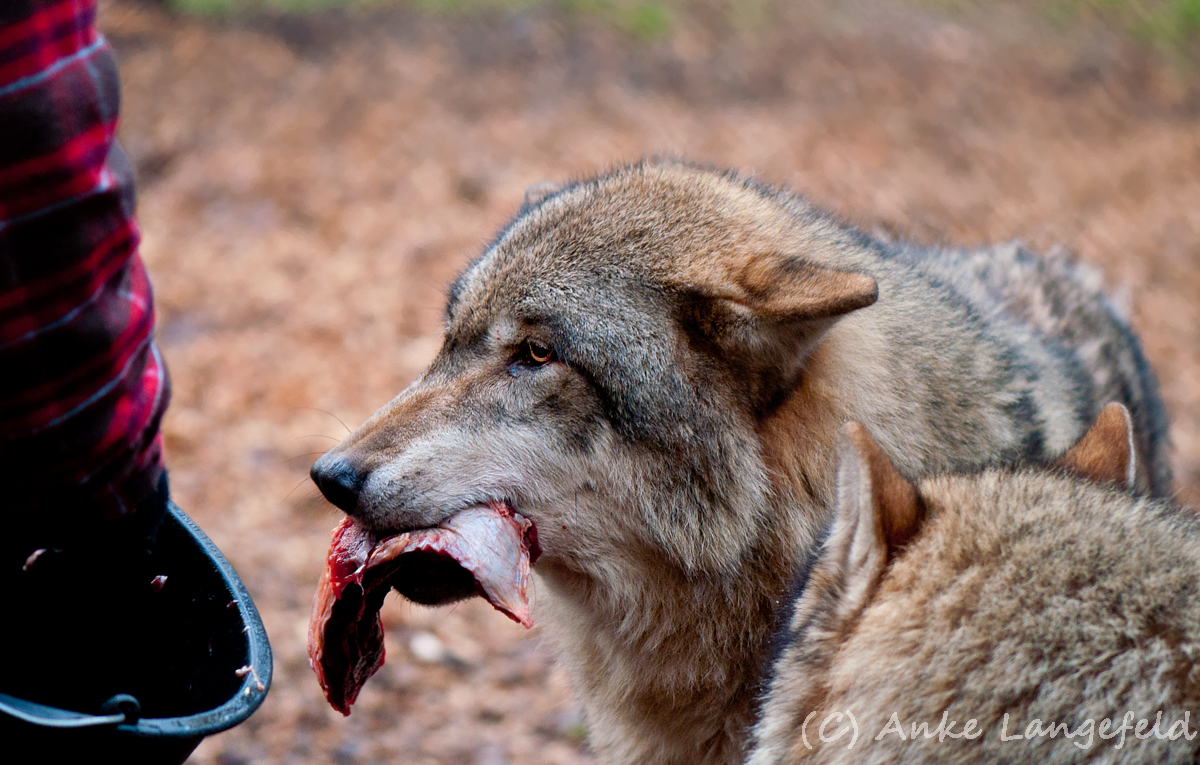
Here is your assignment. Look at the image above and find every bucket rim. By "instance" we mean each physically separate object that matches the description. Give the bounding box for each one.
[118,502,273,739]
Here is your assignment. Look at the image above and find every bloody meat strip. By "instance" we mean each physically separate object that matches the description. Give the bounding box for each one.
[308,503,539,715]
[307,521,384,716]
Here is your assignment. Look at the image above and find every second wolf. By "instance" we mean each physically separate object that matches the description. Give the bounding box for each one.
[310,160,1172,764]
[750,404,1200,764]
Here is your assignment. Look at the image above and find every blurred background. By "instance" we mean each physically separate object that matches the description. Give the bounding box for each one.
[98,0,1200,762]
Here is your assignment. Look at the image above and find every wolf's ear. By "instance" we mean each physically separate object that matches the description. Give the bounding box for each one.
[820,422,923,620]
[730,258,879,322]
[1055,402,1139,490]
[520,181,564,211]
[683,258,877,404]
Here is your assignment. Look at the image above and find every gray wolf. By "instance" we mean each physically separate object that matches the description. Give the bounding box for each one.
[749,403,1200,764]
[309,159,1172,764]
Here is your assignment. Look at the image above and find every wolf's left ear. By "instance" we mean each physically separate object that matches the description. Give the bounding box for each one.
[735,258,878,321]
[821,422,923,620]
[683,257,877,403]
[1055,402,1140,490]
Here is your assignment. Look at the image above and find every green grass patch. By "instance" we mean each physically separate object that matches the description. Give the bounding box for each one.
[168,0,390,13]
[1050,0,1200,63]
[170,0,656,24]
[933,1,1200,61]
[165,0,1200,62]
[166,0,681,40]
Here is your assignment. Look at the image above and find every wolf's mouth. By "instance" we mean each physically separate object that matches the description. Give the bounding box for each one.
[307,501,541,715]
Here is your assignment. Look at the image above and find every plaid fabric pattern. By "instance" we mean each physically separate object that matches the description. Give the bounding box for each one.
[0,0,169,522]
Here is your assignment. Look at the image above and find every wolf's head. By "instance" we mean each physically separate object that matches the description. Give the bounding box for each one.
[310,160,878,599]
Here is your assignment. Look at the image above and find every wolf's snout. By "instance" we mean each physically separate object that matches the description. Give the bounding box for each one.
[311,455,365,514]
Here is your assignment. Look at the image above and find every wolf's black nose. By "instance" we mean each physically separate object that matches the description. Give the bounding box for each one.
[311,456,364,514]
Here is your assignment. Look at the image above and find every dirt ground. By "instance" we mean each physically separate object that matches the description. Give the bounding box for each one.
[94,1,1200,762]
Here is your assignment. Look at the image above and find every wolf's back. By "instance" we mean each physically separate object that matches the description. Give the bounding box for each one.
[889,240,1172,495]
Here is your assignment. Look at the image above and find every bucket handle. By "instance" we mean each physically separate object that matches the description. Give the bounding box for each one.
[0,691,140,729]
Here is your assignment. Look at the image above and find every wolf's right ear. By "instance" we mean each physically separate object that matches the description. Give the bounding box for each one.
[520,181,564,212]
[1055,402,1140,490]
[822,422,923,620]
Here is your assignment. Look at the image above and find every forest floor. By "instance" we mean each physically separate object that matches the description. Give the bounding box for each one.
[97,1,1200,762]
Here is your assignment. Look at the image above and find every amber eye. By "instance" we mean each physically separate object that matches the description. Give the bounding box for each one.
[523,340,553,365]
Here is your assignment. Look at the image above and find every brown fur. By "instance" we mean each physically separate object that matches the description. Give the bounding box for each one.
[751,407,1200,764]
[311,160,1172,764]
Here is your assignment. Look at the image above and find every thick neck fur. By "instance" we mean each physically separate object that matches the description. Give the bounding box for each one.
[534,341,850,765]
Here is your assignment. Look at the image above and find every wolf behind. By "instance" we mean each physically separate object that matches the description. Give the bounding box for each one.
[309,160,1173,764]
[750,404,1200,765]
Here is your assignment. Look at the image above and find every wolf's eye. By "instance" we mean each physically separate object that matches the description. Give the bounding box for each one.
[516,339,555,367]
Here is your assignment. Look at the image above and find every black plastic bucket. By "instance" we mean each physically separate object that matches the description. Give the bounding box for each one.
[0,502,272,763]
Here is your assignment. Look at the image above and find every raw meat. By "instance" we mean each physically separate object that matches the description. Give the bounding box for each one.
[308,502,539,714]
